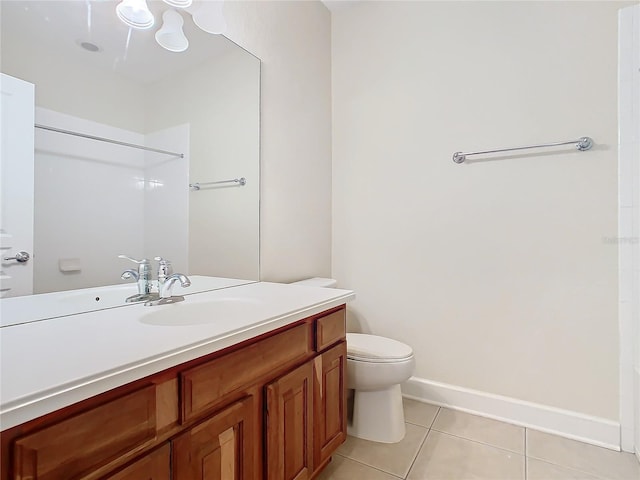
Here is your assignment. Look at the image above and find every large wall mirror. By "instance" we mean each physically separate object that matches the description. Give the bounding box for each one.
[0,0,260,299]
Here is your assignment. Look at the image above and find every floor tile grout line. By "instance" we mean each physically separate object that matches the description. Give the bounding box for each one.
[430,405,443,429]
[429,407,440,428]
[429,429,527,457]
[404,424,434,479]
[404,405,441,430]
[405,419,434,428]
[333,452,405,479]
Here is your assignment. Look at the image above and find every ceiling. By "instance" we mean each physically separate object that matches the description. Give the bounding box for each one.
[1,0,235,85]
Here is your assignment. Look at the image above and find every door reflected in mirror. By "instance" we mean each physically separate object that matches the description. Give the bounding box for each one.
[0,0,260,298]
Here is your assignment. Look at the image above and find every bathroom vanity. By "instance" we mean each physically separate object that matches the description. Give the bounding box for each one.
[0,282,355,479]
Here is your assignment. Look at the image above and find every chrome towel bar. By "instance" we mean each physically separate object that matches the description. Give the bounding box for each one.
[452,136,593,164]
[189,178,246,190]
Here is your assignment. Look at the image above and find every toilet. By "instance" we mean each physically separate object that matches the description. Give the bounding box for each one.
[291,278,415,444]
[346,333,415,443]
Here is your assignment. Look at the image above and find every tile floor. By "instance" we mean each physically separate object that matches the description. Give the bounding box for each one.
[317,399,640,480]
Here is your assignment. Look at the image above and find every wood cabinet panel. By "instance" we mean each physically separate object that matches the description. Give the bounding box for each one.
[105,444,170,480]
[182,323,313,423]
[12,385,156,480]
[315,310,345,352]
[313,342,347,468]
[173,397,254,480]
[266,362,313,480]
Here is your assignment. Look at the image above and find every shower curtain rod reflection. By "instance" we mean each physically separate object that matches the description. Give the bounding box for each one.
[452,136,593,164]
[34,124,185,158]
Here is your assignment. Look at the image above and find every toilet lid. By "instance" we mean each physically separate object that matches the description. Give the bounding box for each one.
[346,333,413,362]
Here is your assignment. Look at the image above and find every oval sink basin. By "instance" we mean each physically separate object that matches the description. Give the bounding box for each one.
[139,297,265,326]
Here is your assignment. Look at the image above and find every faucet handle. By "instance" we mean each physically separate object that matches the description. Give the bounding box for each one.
[154,257,173,278]
[118,255,151,281]
[118,254,150,265]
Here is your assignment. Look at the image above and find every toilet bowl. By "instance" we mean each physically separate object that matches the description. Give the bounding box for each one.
[290,278,415,444]
[346,333,415,443]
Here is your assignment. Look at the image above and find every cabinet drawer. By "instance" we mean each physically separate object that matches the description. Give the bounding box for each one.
[182,323,313,422]
[13,385,157,480]
[315,309,346,352]
[106,444,170,480]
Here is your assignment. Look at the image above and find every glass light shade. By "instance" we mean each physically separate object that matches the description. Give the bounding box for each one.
[116,0,154,29]
[188,1,226,35]
[162,0,193,7]
[155,10,189,52]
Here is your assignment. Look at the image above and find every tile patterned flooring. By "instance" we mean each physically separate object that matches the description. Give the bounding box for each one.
[317,399,640,480]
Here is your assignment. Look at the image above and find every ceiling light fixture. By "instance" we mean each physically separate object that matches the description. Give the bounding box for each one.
[116,0,154,30]
[115,0,226,54]
[155,10,189,52]
[162,0,193,8]
[187,0,226,35]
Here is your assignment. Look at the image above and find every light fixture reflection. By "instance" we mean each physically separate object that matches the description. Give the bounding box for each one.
[162,0,193,8]
[187,0,226,35]
[155,10,189,52]
[116,0,154,29]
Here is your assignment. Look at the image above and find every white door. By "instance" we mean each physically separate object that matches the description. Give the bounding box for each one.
[0,73,35,297]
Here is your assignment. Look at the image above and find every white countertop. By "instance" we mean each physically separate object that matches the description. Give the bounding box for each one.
[0,275,255,327]
[0,281,355,430]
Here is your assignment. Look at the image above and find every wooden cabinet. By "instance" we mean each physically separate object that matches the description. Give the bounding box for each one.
[181,323,313,423]
[173,397,255,480]
[315,310,346,352]
[313,343,347,469]
[1,306,347,480]
[265,362,314,480]
[12,385,157,480]
[265,341,347,480]
[106,444,170,480]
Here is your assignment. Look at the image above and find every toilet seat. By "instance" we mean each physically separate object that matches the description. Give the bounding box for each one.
[346,333,413,363]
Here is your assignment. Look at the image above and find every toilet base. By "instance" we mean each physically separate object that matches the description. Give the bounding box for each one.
[347,384,406,443]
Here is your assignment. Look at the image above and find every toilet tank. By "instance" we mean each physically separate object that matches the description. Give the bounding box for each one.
[290,277,337,288]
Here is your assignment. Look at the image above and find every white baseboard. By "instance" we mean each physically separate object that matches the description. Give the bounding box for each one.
[402,376,621,451]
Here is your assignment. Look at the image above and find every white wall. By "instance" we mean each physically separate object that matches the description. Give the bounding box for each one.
[143,125,190,275]
[143,48,259,280]
[332,0,627,426]
[618,3,640,457]
[223,1,333,282]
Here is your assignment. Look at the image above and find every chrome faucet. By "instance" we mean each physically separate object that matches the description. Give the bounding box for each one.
[145,273,191,306]
[160,273,191,298]
[119,255,190,305]
[119,255,156,303]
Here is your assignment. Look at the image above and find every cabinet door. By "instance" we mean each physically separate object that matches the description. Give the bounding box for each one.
[265,361,313,480]
[313,342,347,468]
[173,396,254,480]
[106,444,170,480]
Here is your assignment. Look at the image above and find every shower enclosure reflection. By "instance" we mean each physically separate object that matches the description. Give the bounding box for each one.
[0,0,260,296]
